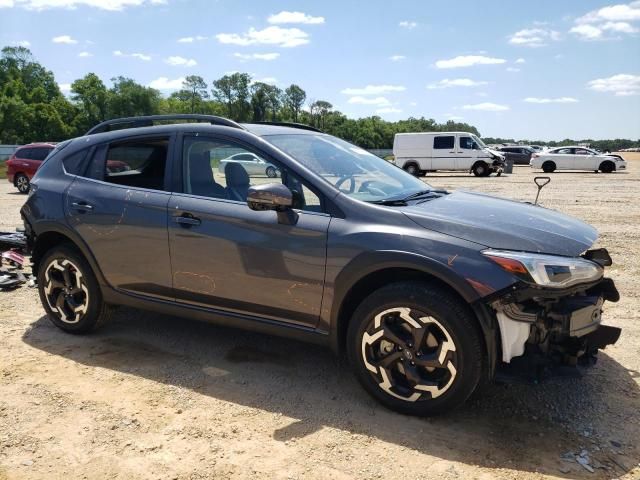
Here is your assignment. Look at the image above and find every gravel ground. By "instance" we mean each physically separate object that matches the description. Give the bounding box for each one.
[0,160,639,480]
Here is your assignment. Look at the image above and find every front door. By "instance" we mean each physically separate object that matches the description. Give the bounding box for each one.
[64,135,174,300]
[168,135,330,328]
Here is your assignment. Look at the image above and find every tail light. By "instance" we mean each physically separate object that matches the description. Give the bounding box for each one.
[532,153,539,158]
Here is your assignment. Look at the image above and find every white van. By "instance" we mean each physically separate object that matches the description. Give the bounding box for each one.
[393,132,505,177]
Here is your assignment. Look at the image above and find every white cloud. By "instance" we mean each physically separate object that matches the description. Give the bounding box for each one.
[177,35,208,43]
[2,0,165,10]
[524,97,579,103]
[216,26,310,48]
[427,78,488,89]
[234,52,280,61]
[435,55,506,69]
[508,28,560,47]
[78,51,92,57]
[253,76,278,85]
[377,107,402,114]
[587,73,640,96]
[113,50,151,61]
[570,24,604,39]
[348,96,391,106]
[571,2,640,40]
[515,57,526,64]
[399,20,417,29]
[576,2,640,24]
[52,35,77,44]
[267,11,324,25]
[506,67,521,72]
[389,55,406,61]
[462,102,510,112]
[341,84,406,95]
[165,55,197,67]
[58,82,71,92]
[148,76,185,90]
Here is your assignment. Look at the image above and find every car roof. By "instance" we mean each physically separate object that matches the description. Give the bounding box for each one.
[18,142,57,149]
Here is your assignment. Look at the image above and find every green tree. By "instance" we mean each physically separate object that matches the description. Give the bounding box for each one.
[211,72,251,121]
[284,84,306,122]
[107,76,162,118]
[71,73,108,132]
[182,75,209,113]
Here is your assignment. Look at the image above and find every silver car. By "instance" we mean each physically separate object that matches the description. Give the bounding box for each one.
[219,152,280,177]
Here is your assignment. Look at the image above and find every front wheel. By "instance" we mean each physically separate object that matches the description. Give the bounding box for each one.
[347,281,484,416]
[15,174,30,194]
[599,161,614,173]
[472,162,488,177]
[266,166,278,178]
[37,245,113,333]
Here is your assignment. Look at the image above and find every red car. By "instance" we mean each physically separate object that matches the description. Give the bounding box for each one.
[6,143,56,193]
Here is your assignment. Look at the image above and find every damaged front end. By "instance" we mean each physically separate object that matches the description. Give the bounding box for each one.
[484,248,621,380]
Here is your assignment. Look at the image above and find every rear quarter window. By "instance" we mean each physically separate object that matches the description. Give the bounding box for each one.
[62,149,90,175]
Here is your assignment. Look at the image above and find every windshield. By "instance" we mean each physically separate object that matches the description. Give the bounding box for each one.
[264,134,430,202]
[473,135,488,149]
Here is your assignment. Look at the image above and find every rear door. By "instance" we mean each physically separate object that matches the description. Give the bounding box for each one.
[167,134,330,328]
[551,147,575,169]
[64,135,174,300]
[432,135,456,170]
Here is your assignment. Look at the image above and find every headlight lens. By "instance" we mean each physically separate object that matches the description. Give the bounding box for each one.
[483,250,603,288]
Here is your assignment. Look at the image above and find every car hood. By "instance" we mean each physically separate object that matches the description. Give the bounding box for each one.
[402,191,597,256]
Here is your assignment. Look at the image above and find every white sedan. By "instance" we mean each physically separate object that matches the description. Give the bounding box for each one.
[530,146,627,173]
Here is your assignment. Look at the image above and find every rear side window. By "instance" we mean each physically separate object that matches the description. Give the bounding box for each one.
[31,147,53,161]
[16,148,32,159]
[434,136,455,149]
[87,137,170,191]
[62,149,90,175]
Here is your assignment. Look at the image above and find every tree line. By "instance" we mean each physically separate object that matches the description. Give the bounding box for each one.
[1,46,637,151]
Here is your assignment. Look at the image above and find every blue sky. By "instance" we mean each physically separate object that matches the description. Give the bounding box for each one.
[1,0,640,140]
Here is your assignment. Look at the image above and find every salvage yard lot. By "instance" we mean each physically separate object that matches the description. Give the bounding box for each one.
[0,159,639,479]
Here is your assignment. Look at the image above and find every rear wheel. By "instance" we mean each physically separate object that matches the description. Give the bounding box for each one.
[599,161,614,173]
[15,174,30,194]
[404,163,419,176]
[472,162,488,177]
[37,245,112,333]
[347,281,484,416]
[542,161,556,173]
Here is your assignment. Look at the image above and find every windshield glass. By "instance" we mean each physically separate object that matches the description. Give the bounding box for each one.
[264,134,430,202]
[472,135,487,149]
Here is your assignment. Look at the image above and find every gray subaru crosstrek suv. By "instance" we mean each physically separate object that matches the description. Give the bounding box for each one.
[21,115,621,416]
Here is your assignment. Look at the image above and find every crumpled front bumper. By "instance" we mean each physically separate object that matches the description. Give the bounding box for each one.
[489,253,621,368]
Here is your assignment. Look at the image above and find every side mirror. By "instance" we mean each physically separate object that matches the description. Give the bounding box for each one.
[247,183,293,211]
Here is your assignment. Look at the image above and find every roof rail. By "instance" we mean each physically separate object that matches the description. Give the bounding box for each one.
[252,121,322,133]
[86,114,246,135]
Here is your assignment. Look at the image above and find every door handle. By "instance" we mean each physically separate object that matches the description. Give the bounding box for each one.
[449,151,456,153]
[174,214,201,227]
[71,201,93,211]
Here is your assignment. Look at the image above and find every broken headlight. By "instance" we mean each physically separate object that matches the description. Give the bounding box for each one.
[483,250,603,288]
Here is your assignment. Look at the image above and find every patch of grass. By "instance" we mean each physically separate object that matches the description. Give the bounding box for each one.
[0,162,7,180]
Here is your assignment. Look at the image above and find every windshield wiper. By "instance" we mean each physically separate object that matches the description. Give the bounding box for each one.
[369,189,448,206]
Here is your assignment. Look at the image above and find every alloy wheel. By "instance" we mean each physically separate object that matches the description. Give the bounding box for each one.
[43,259,90,324]
[16,175,29,193]
[361,307,458,402]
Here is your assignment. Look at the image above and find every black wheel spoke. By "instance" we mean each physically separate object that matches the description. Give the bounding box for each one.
[375,351,404,369]
[381,326,408,349]
[48,278,65,291]
[62,268,73,288]
[414,350,447,369]
[54,291,66,312]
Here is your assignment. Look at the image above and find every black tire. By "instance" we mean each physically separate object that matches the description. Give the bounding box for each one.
[15,174,30,194]
[266,166,278,178]
[472,162,488,177]
[37,244,113,333]
[404,163,419,176]
[599,161,614,173]
[347,281,484,416]
[542,161,556,173]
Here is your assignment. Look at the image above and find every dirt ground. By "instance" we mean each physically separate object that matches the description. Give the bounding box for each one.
[0,156,639,480]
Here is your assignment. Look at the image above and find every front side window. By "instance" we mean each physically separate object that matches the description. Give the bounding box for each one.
[182,137,322,212]
[264,134,429,203]
[31,147,53,161]
[434,136,455,150]
[459,136,478,150]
